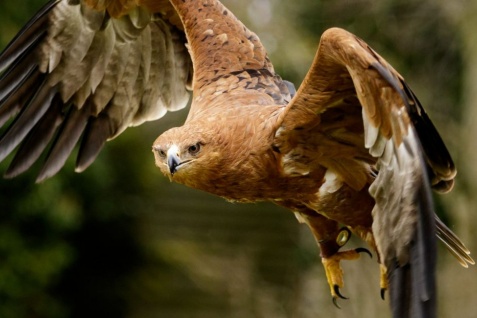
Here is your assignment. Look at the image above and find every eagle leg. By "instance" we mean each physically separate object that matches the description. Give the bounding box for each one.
[294,211,372,307]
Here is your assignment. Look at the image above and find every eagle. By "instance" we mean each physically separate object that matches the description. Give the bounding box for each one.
[0,0,473,317]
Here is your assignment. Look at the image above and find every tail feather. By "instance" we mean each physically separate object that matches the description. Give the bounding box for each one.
[435,216,474,267]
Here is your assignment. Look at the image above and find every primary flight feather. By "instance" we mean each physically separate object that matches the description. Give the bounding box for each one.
[0,0,473,317]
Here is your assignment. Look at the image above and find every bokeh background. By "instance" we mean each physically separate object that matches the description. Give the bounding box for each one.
[1,0,476,317]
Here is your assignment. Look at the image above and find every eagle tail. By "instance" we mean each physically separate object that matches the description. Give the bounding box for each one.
[435,216,474,267]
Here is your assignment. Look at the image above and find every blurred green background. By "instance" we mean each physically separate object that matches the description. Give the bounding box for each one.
[0,0,476,317]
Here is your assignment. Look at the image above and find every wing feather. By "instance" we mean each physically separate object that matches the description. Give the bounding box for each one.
[0,1,57,73]
[37,104,90,182]
[0,52,38,104]
[0,65,41,127]
[75,114,112,172]
[0,82,56,163]
[4,95,64,178]
[0,0,192,180]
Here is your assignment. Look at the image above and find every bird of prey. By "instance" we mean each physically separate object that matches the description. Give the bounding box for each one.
[0,0,474,317]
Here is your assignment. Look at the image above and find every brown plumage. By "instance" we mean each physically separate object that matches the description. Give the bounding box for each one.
[0,0,474,317]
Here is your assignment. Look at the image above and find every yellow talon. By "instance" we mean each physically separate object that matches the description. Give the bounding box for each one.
[322,248,371,306]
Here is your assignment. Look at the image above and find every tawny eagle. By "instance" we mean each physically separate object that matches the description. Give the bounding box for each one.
[0,0,473,317]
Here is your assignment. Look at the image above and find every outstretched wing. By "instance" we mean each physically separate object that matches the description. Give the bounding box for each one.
[0,0,192,182]
[274,27,460,317]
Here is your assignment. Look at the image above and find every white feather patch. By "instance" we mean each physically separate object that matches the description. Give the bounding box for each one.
[319,170,342,195]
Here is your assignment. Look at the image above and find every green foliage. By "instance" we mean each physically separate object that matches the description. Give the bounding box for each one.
[0,175,78,318]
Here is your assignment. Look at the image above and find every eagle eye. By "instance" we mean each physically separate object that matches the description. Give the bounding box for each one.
[188,143,201,155]
[157,149,166,158]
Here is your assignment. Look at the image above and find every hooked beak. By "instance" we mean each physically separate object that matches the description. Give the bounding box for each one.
[166,145,184,176]
[167,151,181,175]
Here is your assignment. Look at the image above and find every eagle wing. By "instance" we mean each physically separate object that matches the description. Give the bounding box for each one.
[0,0,192,182]
[274,27,461,317]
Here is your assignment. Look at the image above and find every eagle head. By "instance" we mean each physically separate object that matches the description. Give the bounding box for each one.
[152,124,223,188]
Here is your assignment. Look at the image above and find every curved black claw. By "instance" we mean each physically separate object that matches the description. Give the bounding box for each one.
[380,288,386,300]
[332,296,341,309]
[334,284,349,300]
[355,247,372,258]
[332,285,348,309]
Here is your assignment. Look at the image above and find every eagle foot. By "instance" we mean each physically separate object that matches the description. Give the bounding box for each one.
[322,247,372,308]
